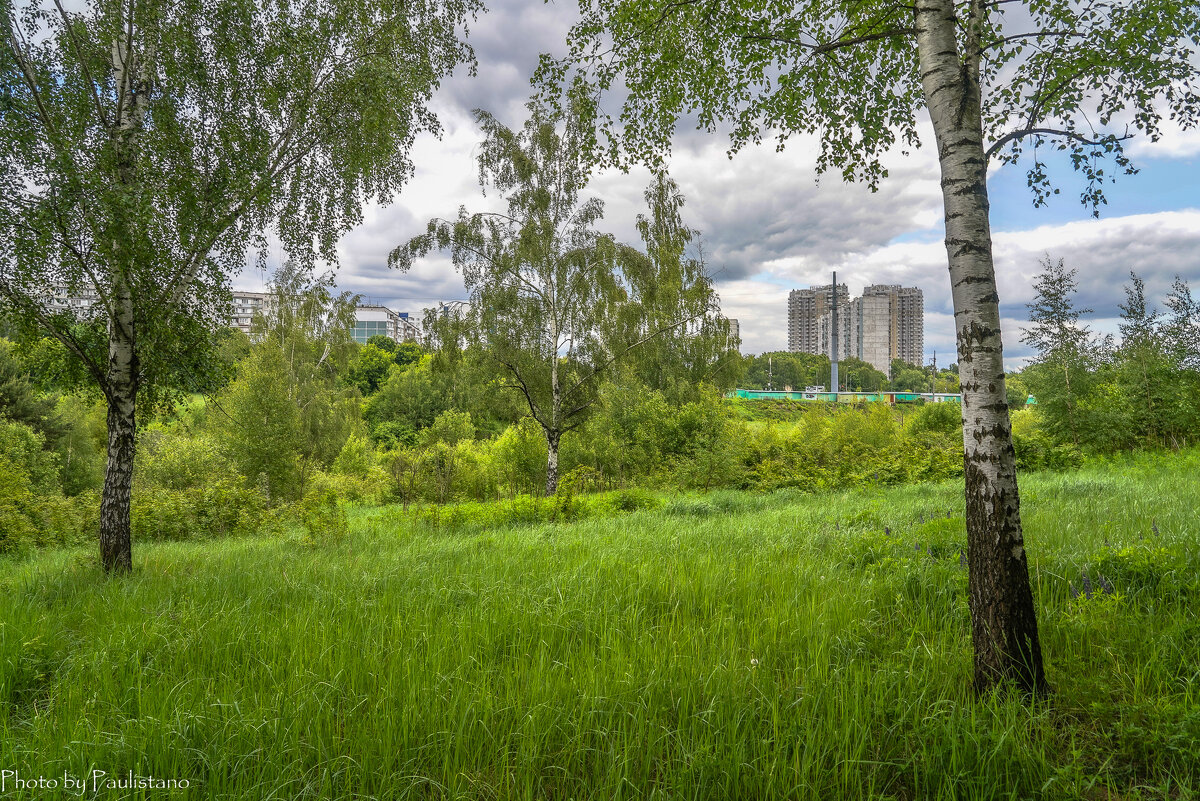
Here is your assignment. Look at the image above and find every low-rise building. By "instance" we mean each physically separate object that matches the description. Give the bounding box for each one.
[353,305,420,344]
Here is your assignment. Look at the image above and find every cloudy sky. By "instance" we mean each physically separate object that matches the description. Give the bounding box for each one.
[237,1,1200,367]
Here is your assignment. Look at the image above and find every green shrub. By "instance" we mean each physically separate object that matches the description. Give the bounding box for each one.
[371,420,417,449]
[326,435,391,503]
[0,454,41,554]
[299,488,350,547]
[905,402,962,437]
[131,481,268,542]
[0,454,96,554]
[0,418,60,494]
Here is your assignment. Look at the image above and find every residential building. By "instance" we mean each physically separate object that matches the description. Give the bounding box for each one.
[858,284,924,371]
[353,305,420,344]
[46,284,424,345]
[817,303,853,360]
[788,283,848,353]
[230,291,271,335]
[46,284,101,317]
[790,281,924,374]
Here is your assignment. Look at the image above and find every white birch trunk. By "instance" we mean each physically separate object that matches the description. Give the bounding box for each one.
[915,0,1048,694]
[98,35,147,573]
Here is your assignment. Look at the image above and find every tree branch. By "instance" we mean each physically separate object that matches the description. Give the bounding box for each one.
[496,361,549,431]
[0,278,108,392]
[561,309,711,402]
[737,27,916,53]
[985,126,1132,160]
[5,24,63,144]
[983,30,1083,50]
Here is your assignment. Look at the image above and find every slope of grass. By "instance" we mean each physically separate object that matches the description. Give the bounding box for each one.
[1,450,1198,800]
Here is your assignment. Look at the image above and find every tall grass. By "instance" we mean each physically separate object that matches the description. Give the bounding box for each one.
[1,450,1197,799]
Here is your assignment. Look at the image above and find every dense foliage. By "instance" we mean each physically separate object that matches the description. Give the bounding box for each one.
[1016,263,1200,453]
[3,255,1196,554]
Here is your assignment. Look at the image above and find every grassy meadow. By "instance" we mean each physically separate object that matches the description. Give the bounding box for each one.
[1,449,1198,800]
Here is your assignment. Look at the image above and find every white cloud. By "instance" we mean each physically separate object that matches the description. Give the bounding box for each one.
[1126,117,1200,160]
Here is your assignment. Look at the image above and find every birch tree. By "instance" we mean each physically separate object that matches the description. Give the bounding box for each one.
[391,103,726,495]
[540,0,1200,694]
[1021,257,1095,447]
[0,0,479,572]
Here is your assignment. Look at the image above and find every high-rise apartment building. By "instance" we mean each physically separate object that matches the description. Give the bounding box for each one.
[788,283,848,353]
[858,284,924,370]
[791,281,924,375]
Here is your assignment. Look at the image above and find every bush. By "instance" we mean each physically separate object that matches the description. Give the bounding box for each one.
[0,418,60,494]
[131,481,268,542]
[905,402,962,438]
[0,454,42,554]
[299,488,350,547]
[371,420,417,449]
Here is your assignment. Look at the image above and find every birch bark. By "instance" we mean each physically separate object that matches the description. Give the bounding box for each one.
[98,37,148,573]
[915,0,1047,694]
[547,311,562,496]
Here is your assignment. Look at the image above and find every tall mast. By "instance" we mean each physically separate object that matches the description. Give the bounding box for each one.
[831,271,839,394]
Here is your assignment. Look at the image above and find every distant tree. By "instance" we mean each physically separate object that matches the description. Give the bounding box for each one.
[215,346,305,503]
[1114,271,1198,447]
[1115,272,1166,443]
[392,102,721,494]
[889,360,929,393]
[839,358,888,392]
[742,351,829,391]
[252,265,362,468]
[888,359,961,394]
[364,355,450,439]
[367,335,398,354]
[616,175,738,404]
[1022,258,1095,447]
[1163,276,1200,370]
[213,264,362,498]
[394,341,425,369]
[0,0,480,572]
[0,339,61,441]
[1005,371,1030,410]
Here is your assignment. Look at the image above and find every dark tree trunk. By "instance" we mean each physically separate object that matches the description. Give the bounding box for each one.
[100,298,137,574]
[915,0,1048,695]
[100,383,136,573]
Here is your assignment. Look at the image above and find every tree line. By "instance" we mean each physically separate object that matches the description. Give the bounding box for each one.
[1016,258,1200,453]
[739,351,960,394]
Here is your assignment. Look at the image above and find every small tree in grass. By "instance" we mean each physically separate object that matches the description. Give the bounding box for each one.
[392,100,729,495]
[1022,257,1096,448]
